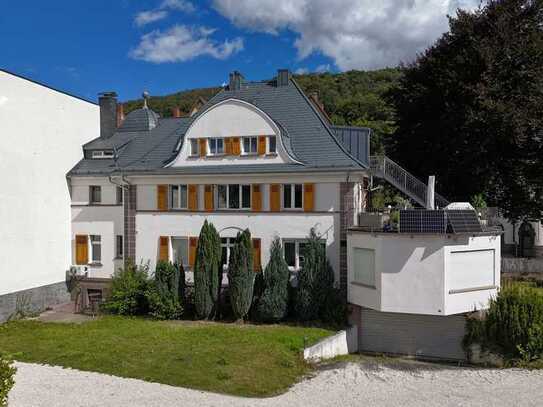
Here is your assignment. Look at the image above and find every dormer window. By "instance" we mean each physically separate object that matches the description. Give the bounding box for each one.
[92,150,114,159]
[208,138,224,155]
[242,137,258,155]
[268,136,277,154]
[190,139,199,156]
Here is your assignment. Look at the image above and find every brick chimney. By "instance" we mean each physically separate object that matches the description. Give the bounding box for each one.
[116,103,125,128]
[171,106,181,118]
[229,71,244,91]
[98,92,117,139]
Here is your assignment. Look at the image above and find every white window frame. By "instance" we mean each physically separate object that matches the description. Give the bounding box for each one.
[216,184,251,210]
[171,236,189,266]
[282,184,303,210]
[208,138,224,156]
[267,135,277,154]
[91,150,114,159]
[242,136,258,155]
[90,235,102,263]
[116,235,123,259]
[170,184,188,210]
[190,139,199,157]
[352,247,376,288]
[283,239,326,271]
[221,237,236,270]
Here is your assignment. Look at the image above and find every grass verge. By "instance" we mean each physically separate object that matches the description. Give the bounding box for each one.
[0,316,331,397]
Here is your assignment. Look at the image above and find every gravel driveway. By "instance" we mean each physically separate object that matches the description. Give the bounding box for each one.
[9,359,543,406]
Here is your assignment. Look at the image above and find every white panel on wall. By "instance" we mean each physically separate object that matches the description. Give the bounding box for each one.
[352,248,375,287]
[449,249,495,291]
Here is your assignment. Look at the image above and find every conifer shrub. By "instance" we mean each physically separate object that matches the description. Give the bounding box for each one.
[0,354,15,407]
[464,282,543,361]
[103,260,150,315]
[146,261,184,320]
[193,221,222,319]
[257,237,290,322]
[228,229,255,322]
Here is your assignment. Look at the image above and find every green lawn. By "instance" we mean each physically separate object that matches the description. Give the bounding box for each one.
[0,317,332,397]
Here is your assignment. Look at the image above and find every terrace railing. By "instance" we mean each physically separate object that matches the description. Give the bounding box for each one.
[369,155,449,209]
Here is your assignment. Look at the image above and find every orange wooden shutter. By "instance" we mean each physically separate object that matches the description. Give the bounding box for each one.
[252,238,261,272]
[258,136,266,155]
[270,184,281,212]
[75,235,88,265]
[199,139,207,157]
[304,183,315,212]
[157,185,168,211]
[159,236,169,261]
[225,137,233,155]
[189,237,198,267]
[252,184,262,212]
[204,185,214,211]
[232,137,241,155]
[188,184,198,211]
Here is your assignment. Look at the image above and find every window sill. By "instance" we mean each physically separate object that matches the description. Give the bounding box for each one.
[351,281,376,289]
[114,257,123,260]
[88,262,103,267]
[241,152,258,157]
[265,152,278,157]
[206,153,226,158]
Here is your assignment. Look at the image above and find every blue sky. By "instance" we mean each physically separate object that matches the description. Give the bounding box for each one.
[0,0,480,102]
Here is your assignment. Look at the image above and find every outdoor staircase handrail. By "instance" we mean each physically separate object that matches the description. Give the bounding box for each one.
[369,155,449,208]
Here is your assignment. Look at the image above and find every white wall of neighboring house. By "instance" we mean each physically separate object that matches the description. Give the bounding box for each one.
[347,232,500,316]
[0,70,99,296]
[498,218,543,247]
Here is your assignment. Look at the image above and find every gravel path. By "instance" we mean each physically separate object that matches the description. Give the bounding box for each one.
[10,359,543,406]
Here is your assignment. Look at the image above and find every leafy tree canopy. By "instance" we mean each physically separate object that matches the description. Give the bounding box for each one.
[388,0,543,220]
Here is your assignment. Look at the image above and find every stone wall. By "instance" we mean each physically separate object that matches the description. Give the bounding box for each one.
[502,256,543,276]
[0,281,70,322]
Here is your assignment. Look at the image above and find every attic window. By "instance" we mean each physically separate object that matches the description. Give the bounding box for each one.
[92,150,114,159]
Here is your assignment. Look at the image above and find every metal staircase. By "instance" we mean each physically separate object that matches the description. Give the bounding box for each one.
[369,155,449,208]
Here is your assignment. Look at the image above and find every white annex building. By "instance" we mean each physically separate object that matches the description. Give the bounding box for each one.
[0,69,99,320]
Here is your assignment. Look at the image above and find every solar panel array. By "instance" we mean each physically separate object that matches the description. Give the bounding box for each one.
[446,210,483,233]
[399,210,447,234]
[398,209,482,234]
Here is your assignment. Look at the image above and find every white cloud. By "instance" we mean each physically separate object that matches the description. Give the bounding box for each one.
[134,0,195,27]
[130,25,244,63]
[315,64,331,73]
[161,0,195,13]
[212,0,481,70]
[294,67,309,75]
[134,10,168,27]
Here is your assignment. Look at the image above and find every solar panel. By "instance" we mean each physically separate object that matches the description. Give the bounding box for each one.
[446,210,483,233]
[399,210,447,234]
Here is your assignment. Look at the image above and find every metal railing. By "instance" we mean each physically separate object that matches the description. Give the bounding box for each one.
[369,155,449,209]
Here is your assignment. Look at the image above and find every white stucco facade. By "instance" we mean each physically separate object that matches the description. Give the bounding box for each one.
[0,70,99,296]
[347,231,501,316]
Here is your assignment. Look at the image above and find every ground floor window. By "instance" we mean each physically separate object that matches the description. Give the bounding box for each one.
[283,239,326,271]
[171,237,189,266]
[90,235,101,263]
[116,235,123,258]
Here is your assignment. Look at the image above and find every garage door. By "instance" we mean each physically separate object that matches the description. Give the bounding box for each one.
[359,308,466,360]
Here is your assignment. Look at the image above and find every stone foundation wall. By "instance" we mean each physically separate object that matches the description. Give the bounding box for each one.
[0,281,70,323]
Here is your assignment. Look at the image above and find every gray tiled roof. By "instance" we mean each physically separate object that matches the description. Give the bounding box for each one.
[68,76,368,177]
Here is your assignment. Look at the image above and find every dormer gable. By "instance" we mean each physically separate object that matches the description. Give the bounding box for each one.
[168,98,300,167]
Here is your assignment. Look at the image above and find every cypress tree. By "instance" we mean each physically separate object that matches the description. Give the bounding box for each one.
[228,229,255,322]
[295,228,325,321]
[257,237,290,322]
[194,220,221,319]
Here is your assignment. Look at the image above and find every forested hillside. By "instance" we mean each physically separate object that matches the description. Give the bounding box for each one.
[124,68,401,154]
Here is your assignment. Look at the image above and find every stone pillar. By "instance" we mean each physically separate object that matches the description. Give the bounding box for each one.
[124,184,136,262]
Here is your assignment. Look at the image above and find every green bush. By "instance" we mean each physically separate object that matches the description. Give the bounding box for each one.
[228,229,255,321]
[464,282,543,360]
[257,237,290,322]
[193,220,222,320]
[319,263,347,326]
[103,260,150,316]
[0,355,16,407]
[146,261,184,320]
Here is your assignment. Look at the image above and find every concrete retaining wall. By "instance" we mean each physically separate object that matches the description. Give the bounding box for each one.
[502,257,543,275]
[303,326,358,361]
[0,281,70,322]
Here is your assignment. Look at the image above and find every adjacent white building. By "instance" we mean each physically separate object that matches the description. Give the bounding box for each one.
[0,69,99,321]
